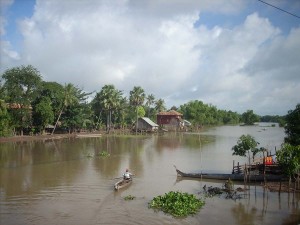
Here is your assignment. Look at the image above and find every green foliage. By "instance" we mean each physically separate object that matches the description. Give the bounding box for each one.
[92,84,123,133]
[148,191,205,217]
[284,104,300,146]
[98,151,110,157]
[0,100,12,136]
[39,81,65,116]
[276,143,300,178]
[136,106,145,118]
[33,97,54,133]
[130,86,145,134]
[0,64,294,137]
[129,86,145,107]
[2,65,42,103]
[2,65,42,134]
[124,195,135,200]
[232,135,260,164]
[241,110,260,125]
[260,115,286,126]
[178,100,240,126]
[155,98,166,113]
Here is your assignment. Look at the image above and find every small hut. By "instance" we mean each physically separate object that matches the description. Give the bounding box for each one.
[136,117,159,132]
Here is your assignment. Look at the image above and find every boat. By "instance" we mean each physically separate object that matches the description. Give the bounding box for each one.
[174,166,287,182]
[114,178,132,190]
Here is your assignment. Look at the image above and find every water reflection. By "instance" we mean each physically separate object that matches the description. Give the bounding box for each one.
[231,202,258,225]
[1,125,299,225]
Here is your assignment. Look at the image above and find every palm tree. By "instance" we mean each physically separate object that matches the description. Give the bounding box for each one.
[51,83,78,134]
[155,98,166,113]
[145,94,155,118]
[94,85,123,134]
[129,86,145,134]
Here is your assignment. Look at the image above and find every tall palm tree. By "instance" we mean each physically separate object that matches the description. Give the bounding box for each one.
[145,94,155,118]
[94,85,122,133]
[51,83,78,134]
[155,98,166,113]
[129,86,145,134]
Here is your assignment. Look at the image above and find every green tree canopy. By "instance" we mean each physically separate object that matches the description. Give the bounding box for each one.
[130,86,145,134]
[241,110,260,125]
[284,104,300,146]
[52,83,80,134]
[232,134,261,165]
[32,97,54,133]
[0,99,11,136]
[92,84,123,133]
[155,98,166,113]
[145,94,155,118]
[276,143,300,179]
[2,65,42,135]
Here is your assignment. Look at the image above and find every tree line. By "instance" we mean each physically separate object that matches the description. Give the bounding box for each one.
[0,65,288,137]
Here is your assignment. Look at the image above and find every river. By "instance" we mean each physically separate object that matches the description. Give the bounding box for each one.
[1,124,299,225]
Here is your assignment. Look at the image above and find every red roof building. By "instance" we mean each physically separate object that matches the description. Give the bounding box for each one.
[156,110,183,130]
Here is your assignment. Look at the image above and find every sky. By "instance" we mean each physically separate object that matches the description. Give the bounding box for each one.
[1,0,300,116]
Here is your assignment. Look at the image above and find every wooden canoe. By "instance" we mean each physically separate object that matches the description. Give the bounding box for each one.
[114,178,132,190]
[174,166,287,182]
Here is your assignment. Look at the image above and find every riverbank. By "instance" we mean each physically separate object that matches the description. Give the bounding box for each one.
[0,132,103,143]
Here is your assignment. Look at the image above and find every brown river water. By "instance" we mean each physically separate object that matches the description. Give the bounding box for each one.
[1,124,300,225]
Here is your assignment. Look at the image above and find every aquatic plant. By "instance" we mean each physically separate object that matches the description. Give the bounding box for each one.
[148,191,205,217]
[124,195,135,200]
[98,151,110,157]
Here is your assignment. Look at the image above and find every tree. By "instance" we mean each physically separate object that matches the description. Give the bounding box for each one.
[129,86,145,134]
[60,86,92,133]
[2,65,42,135]
[39,81,65,118]
[232,134,260,166]
[137,106,145,118]
[284,104,300,146]
[0,99,11,136]
[32,97,54,134]
[145,94,155,118]
[155,98,166,113]
[241,110,259,125]
[276,143,300,184]
[92,85,123,133]
[52,83,79,134]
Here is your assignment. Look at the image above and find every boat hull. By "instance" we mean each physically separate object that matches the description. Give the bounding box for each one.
[175,167,286,182]
[114,178,132,190]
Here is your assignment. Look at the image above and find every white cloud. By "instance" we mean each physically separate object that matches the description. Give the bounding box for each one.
[1,0,299,115]
[0,0,14,35]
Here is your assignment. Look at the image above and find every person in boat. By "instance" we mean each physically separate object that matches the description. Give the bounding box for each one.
[123,169,133,180]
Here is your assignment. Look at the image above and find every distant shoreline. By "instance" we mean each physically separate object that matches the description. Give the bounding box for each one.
[0,132,103,143]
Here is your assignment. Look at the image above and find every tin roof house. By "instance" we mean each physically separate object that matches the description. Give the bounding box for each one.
[136,117,159,132]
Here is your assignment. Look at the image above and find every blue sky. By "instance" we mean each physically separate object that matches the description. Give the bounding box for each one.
[2,0,35,50]
[1,0,300,116]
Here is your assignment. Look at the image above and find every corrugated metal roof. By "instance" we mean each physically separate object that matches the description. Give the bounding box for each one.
[141,117,159,127]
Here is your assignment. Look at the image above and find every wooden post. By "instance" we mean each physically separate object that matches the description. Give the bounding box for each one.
[232,160,235,174]
[279,179,282,194]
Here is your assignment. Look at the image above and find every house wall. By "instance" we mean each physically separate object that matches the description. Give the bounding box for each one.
[137,118,158,131]
[157,115,182,125]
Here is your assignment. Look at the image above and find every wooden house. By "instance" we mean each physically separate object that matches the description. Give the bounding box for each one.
[156,110,184,131]
[136,117,159,132]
